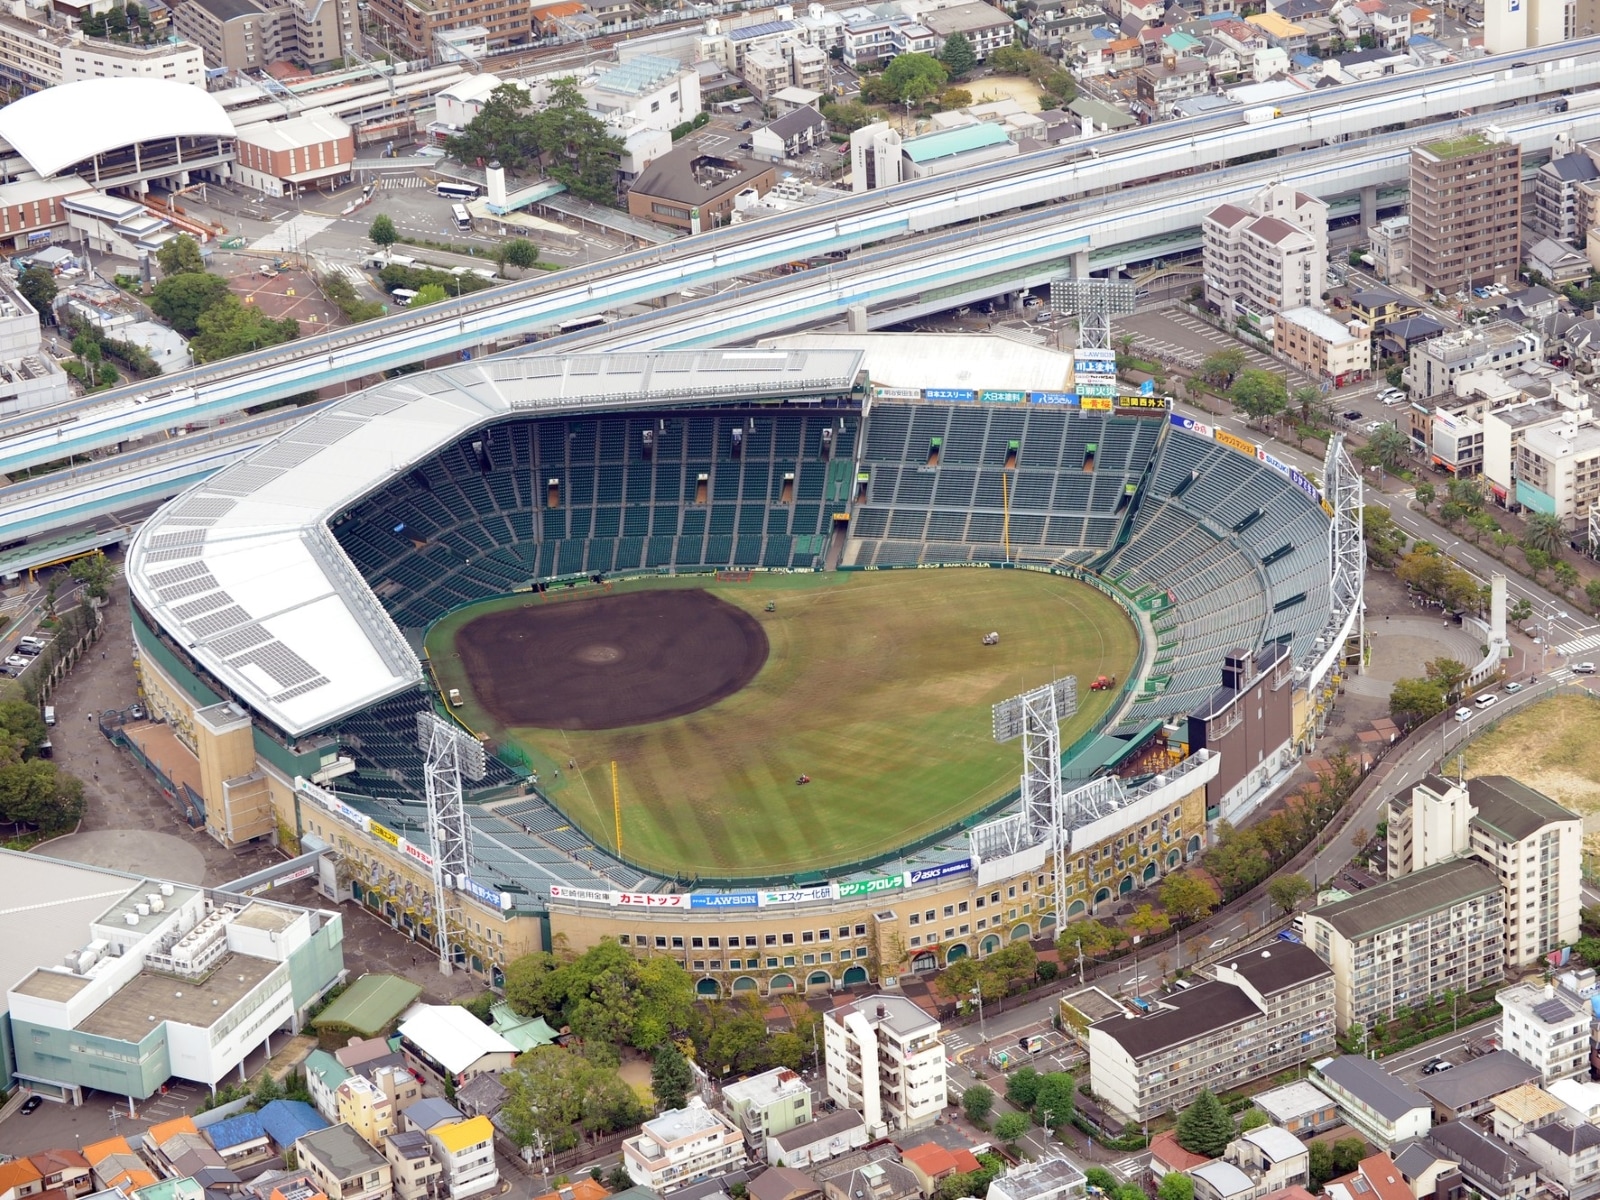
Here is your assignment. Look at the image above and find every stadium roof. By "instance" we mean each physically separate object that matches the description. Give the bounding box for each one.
[127,349,865,737]
[0,78,234,177]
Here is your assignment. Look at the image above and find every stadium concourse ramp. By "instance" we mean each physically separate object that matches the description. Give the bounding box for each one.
[323,401,1332,901]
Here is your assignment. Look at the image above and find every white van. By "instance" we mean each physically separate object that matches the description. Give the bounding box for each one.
[1474,692,1498,709]
[42,704,55,726]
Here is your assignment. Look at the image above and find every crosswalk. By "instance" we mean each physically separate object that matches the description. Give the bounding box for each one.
[1110,1156,1146,1180]
[377,175,430,189]
[1555,632,1600,656]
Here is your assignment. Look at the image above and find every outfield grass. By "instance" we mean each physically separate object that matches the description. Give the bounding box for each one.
[426,569,1138,879]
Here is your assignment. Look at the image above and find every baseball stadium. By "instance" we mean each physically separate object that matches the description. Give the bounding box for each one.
[125,346,1361,992]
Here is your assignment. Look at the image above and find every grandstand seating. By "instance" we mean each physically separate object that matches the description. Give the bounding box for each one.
[333,409,858,630]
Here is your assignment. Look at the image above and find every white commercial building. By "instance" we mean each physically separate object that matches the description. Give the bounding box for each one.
[0,13,204,93]
[623,1098,748,1193]
[398,1006,517,1086]
[0,275,69,418]
[850,122,903,192]
[1499,981,1589,1084]
[824,994,946,1135]
[1202,182,1329,332]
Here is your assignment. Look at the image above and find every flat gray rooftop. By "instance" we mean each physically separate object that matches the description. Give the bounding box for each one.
[78,953,281,1041]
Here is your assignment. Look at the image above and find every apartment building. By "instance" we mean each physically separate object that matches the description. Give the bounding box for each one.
[1203,183,1329,331]
[171,0,351,71]
[334,1077,393,1149]
[1499,982,1589,1085]
[1275,306,1371,384]
[364,0,528,59]
[382,1131,442,1200]
[722,1068,812,1157]
[426,1117,498,1200]
[0,15,203,94]
[824,995,946,1135]
[1516,413,1600,529]
[1484,393,1593,508]
[1532,150,1600,246]
[1086,944,1336,1122]
[1406,323,1541,400]
[1409,132,1522,296]
[1368,214,1411,285]
[921,2,1018,59]
[1302,858,1505,1033]
[623,1099,748,1193]
[1311,1056,1433,1148]
[296,1125,392,1200]
[1135,59,1211,119]
[1467,776,1581,969]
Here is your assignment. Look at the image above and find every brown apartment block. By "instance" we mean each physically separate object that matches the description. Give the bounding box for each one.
[364,0,530,60]
[171,0,352,71]
[1409,132,1522,296]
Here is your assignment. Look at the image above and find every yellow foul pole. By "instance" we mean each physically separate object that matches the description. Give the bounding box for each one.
[612,760,622,854]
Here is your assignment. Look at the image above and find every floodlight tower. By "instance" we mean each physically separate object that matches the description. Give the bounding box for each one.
[417,711,487,975]
[993,676,1078,929]
[1049,277,1137,350]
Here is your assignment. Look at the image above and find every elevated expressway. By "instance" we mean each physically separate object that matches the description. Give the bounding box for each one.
[4,49,1600,539]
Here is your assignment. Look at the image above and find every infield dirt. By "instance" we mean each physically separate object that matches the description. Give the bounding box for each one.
[427,569,1137,878]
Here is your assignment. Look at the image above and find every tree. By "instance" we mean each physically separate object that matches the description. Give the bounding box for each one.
[1390,676,1448,727]
[156,234,205,277]
[190,295,299,363]
[632,956,697,1051]
[369,213,399,248]
[1006,1067,1042,1109]
[1198,347,1247,390]
[1158,1175,1194,1200]
[1361,423,1410,472]
[704,998,770,1077]
[1175,1089,1234,1158]
[821,99,876,133]
[0,700,49,761]
[1057,918,1118,964]
[650,1042,692,1112]
[17,265,55,316]
[1160,873,1219,925]
[1239,1108,1269,1131]
[1266,873,1313,916]
[410,283,449,306]
[534,80,626,205]
[1524,511,1568,556]
[69,551,117,601]
[504,238,539,274]
[1424,657,1469,702]
[1126,903,1171,940]
[1585,579,1600,611]
[149,271,230,335]
[1526,546,1553,583]
[503,951,560,1016]
[995,1111,1029,1145]
[1554,560,1580,595]
[1204,821,1271,896]
[1415,481,1435,511]
[939,31,977,79]
[1350,825,1371,854]
[1086,1171,1118,1195]
[1364,505,1407,566]
[446,82,541,172]
[1333,1137,1367,1174]
[1032,1072,1075,1128]
[0,759,85,831]
[1309,1141,1336,1188]
[1232,368,1289,424]
[880,53,948,105]
[962,1083,994,1124]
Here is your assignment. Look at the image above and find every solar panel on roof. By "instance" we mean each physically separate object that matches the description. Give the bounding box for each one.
[1535,999,1571,1023]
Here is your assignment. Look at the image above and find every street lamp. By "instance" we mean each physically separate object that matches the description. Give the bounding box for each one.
[971,984,987,1044]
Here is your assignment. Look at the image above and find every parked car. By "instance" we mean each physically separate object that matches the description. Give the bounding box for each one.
[1423,1059,1454,1074]
[1342,410,1363,422]
[1455,707,1473,722]
[1575,663,1596,674]
[1474,692,1498,708]
[19,1096,41,1114]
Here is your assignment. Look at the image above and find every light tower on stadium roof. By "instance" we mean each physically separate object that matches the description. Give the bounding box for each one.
[993,675,1078,928]
[418,711,487,975]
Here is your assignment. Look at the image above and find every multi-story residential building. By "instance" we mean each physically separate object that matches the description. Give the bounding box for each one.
[1406,323,1542,400]
[623,1100,748,1193]
[1409,132,1522,296]
[1134,58,1210,118]
[1483,393,1594,508]
[1275,307,1371,384]
[1203,184,1329,331]
[0,15,204,94]
[1426,1121,1539,1200]
[1302,858,1504,1034]
[824,995,946,1135]
[426,1116,498,1200]
[1532,150,1600,246]
[1499,982,1589,1085]
[723,1068,812,1158]
[1253,1082,1342,1135]
[364,0,528,60]
[334,1077,393,1148]
[1406,369,1521,466]
[841,15,936,68]
[170,0,352,72]
[1467,777,1581,969]
[382,1131,442,1200]
[296,1125,392,1200]
[921,2,1018,59]
[1516,1115,1600,1193]
[1517,413,1600,529]
[986,1158,1087,1200]
[1086,944,1336,1122]
[1369,214,1411,285]
[1311,1057,1433,1148]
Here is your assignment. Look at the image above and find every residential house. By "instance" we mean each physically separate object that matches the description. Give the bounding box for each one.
[1226,1127,1311,1193]
[1425,1122,1537,1200]
[985,1159,1087,1200]
[296,1125,392,1200]
[1191,1163,1255,1200]
[1311,1057,1433,1148]
[1547,1077,1600,1120]
[1151,1131,1213,1179]
[1324,1154,1415,1200]
[624,1099,748,1193]
[0,1161,42,1200]
[382,1131,442,1200]
[1516,1119,1600,1193]
[1527,237,1592,286]
[747,1168,821,1200]
[403,1099,465,1135]
[750,108,827,164]
[204,1112,274,1169]
[1498,983,1589,1085]
[24,1154,87,1200]
[821,1161,920,1200]
[1135,58,1211,117]
[427,1117,498,1200]
[399,1007,518,1087]
[1253,1082,1341,1134]
[1389,1142,1462,1200]
[1489,1084,1566,1144]
[81,1139,155,1194]
[767,1110,868,1170]
[901,1144,983,1198]
[1416,1052,1541,1123]
[304,1051,352,1122]
[1350,285,1422,330]
[453,1074,507,1120]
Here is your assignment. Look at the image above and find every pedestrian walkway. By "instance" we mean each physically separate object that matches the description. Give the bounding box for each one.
[1110,1156,1145,1180]
[1555,632,1600,656]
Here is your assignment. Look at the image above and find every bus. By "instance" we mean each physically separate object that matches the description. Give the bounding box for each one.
[437,182,479,199]
[451,203,472,232]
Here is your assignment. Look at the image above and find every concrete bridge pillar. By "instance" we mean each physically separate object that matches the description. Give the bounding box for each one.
[848,304,868,333]
[1360,185,1379,228]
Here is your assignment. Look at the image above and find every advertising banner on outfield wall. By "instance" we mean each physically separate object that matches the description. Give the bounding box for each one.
[924,388,977,402]
[690,893,761,909]
[549,884,613,905]
[836,873,905,897]
[457,875,513,911]
[1169,414,1215,439]
[760,886,837,906]
[616,892,689,907]
[908,859,974,885]
[402,841,434,869]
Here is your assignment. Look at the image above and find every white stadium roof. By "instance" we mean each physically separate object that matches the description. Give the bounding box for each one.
[127,349,865,738]
[0,78,235,178]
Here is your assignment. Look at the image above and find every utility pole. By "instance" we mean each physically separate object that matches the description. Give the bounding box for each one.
[971,984,987,1044]
[1075,938,1085,987]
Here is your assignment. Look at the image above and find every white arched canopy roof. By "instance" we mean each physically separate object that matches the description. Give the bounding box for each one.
[0,78,235,177]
